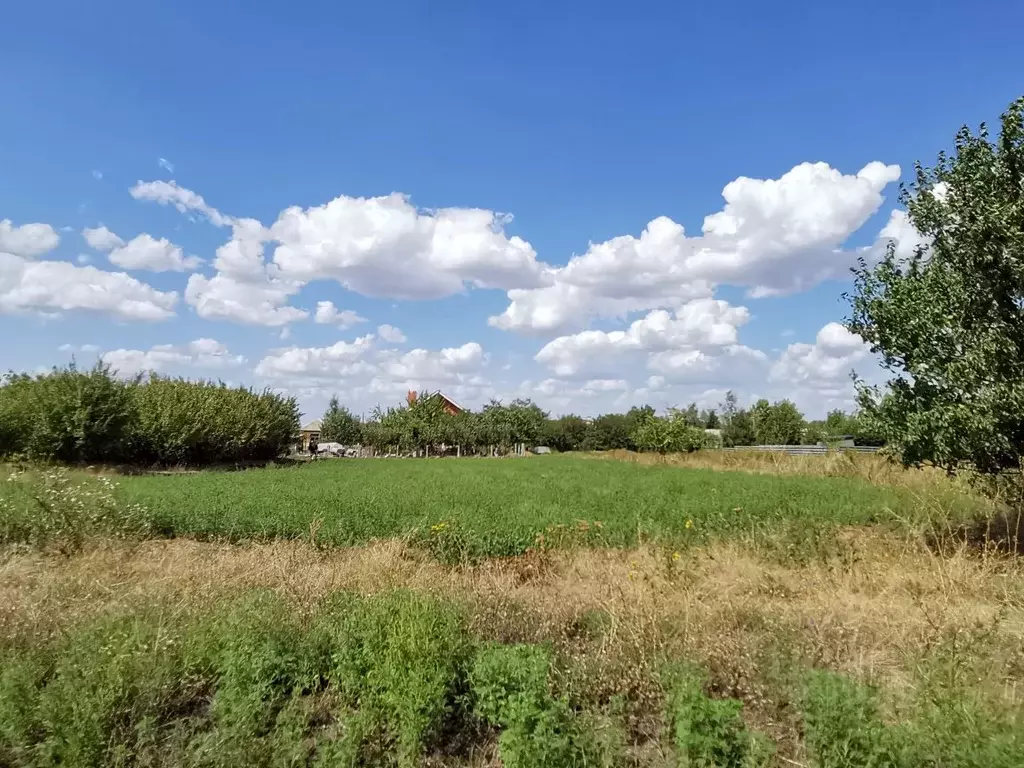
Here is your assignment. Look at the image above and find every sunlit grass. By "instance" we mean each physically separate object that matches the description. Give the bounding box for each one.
[116,455,985,558]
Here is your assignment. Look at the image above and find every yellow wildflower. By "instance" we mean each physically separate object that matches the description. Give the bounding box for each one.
[685,519,693,529]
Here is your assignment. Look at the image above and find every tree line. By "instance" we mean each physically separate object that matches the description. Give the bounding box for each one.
[0,363,299,465]
[319,390,883,455]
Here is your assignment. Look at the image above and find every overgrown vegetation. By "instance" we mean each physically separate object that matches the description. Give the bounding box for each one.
[0,591,640,767]
[0,364,299,466]
[0,467,151,553]
[2,547,1021,768]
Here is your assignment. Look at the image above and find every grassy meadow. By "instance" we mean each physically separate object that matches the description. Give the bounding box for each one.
[116,455,983,560]
[2,453,1022,766]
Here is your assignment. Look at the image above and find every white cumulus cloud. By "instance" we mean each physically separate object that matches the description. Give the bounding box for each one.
[82,226,125,251]
[314,301,367,328]
[58,343,100,353]
[269,192,549,299]
[0,253,178,321]
[108,233,201,272]
[377,324,406,343]
[184,219,307,326]
[130,180,232,227]
[770,322,871,388]
[491,161,901,334]
[1,219,60,258]
[102,338,245,375]
[535,298,759,379]
[254,335,487,401]
[254,335,379,379]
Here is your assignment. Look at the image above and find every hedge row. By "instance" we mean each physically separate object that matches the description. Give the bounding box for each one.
[0,364,299,466]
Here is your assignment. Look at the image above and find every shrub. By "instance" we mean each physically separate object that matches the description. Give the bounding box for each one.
[470,643,604,768]
[804,668,1024,768]
[314,590,472,767]
[193,592,320,766]
[631,410,707,454]
[662,664,773,768]
[803,671,902,768]
[12,614,203,768]
[0,648,51,766]
[130,376,299,465]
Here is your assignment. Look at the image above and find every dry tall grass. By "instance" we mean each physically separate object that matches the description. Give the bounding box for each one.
[3,531,1022,757]
[595,449,942,488]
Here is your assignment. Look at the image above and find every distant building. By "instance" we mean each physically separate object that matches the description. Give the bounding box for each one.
[298,419,322,452]
[407,390,465,416]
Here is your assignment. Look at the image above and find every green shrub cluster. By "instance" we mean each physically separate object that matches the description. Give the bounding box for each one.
[804,670,1024,768]
[0,364,299,466]
[662,664,773,767]
[631,409,710,453]
[470,644,602,767]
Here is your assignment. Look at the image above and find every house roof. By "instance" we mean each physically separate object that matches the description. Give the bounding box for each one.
[432,390,465,412]
[301,419,322,432]
[409,389,465,413]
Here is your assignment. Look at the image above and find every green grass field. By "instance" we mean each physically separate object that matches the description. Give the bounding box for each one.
[118,455,963,558]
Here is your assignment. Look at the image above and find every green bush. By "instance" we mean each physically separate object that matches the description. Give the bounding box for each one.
[130,376,299,465]
[803,671,901,768]
[804,669,1024,768]
[0,365,299,466]
[0,364,138,464]
[0,614,205,768]
[631,410,707,454]
[314,590,471,767]
[662,664,773,768]
[190,592,323,766]
[470,643,604,768]
[0,648,51,766]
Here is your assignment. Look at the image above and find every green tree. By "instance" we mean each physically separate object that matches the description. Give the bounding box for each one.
[847,97,1024,473]
[680,402,702,427]
[752,399,805,445]
[320,396,362,444]
[703,409,720,430]
[506,399,548,446]
[9,362,139,463]
[631,410,706,453]
[719,392,756,447]
[582,413,631,450]
[544,414,589,452]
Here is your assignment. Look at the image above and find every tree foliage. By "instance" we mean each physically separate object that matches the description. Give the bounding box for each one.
[320,396,362,444]
[0,364,299,465]
[847,97,1024,473]
[631,409,707,453]
[751,399,805,446]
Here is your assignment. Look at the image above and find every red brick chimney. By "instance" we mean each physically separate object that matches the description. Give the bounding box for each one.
[407,390,417,406]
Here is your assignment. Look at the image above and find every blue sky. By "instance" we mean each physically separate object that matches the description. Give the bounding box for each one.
[3,0,1023,420]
